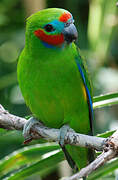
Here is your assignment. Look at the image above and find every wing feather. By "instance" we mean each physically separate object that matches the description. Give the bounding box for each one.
[74,48,94,132]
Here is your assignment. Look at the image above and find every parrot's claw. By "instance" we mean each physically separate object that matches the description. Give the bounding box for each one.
[59,125,75,147]
[23,117,42,143]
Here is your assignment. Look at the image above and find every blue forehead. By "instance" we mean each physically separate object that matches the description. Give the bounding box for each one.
[49,20,64,32]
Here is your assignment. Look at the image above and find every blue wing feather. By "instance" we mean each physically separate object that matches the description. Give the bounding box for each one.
[75,57,94,132]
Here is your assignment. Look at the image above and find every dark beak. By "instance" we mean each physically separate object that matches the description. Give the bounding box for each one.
[62,24,78,44]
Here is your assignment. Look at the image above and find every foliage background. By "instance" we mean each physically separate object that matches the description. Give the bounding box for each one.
[0,0,118,179]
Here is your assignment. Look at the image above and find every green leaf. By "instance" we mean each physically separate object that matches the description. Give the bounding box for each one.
[93,92,118,103]
[0,143,60,178]
[97,130,115,138]
[0,128,10,136]
[93,92,118,109]
[88,157,118,180]
[7,150,64,180]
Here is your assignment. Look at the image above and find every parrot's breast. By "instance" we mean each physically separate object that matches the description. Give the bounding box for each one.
[18,46,90,133]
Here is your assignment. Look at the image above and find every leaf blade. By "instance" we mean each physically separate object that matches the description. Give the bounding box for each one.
[8,150,64,180]
[93,92,118,109]
[0,143,60,178]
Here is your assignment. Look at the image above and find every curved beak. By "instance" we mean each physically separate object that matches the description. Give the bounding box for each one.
[62,24,78,44]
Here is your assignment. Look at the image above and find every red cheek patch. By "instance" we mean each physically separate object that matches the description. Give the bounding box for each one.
[34,29,64,46]
[59,12,72,23]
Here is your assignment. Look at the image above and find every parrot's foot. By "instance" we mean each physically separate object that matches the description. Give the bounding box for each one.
[59,125,77,170]
[59,125,75,147]
[23,117,42,144]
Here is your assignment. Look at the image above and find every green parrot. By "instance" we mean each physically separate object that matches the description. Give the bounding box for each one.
[17,8,94,171]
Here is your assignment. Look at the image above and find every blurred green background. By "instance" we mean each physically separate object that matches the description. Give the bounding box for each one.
[0,0,118,179]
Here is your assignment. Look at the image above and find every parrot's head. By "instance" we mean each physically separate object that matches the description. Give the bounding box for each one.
[26,8,78,49]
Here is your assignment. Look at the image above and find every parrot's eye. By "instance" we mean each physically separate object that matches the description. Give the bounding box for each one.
[44,24,55,32]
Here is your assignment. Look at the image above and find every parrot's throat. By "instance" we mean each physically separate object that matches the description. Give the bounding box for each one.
[34,29,64,48]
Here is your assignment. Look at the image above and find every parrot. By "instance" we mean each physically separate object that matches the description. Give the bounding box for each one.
[17,8,94,171]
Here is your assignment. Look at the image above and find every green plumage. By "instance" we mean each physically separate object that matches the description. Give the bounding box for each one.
[17,8,94,170]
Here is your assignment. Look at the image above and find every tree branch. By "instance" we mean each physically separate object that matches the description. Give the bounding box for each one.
[0,104,105,150]
[64,131,118,180]
[0,104,118,180]
[64,149,116,180]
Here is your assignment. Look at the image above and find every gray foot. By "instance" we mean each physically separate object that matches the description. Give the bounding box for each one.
[59,125,75,147]
[23,117,42,143]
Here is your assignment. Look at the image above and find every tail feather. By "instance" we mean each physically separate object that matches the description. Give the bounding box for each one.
[60,144,77,170]
[61,144,94,171]
[60,144,95,180]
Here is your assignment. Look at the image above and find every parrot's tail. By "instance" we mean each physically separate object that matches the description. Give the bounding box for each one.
[61,144,95,178]
[60,145,77,170]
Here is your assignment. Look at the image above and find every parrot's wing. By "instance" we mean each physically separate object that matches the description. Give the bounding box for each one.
[74,47,93,132]
[62,47,94,170]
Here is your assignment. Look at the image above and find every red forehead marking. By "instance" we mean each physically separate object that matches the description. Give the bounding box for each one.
[59,12,72,22]
[34,29,64,46]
